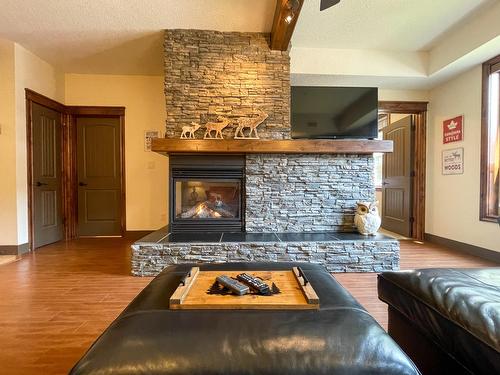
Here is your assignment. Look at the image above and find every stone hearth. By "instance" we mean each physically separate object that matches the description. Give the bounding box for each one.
[132,228,399,276]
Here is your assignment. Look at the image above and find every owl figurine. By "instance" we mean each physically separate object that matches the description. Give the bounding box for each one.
[354,201,381,235]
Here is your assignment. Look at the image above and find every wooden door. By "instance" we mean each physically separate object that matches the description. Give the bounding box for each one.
[76,117,123,236]
[32,103,64,248]
[382,116,413,237]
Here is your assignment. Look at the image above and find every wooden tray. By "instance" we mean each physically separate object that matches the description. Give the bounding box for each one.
[169,267,319,310]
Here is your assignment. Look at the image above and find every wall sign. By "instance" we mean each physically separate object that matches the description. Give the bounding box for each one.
[442,148,464,175]
[443,115,463,144]
[144,130,160,152]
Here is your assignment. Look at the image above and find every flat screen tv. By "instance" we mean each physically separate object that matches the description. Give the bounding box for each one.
[291,86,378,139]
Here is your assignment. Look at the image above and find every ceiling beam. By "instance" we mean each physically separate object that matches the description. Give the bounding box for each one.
[270,0,304,51]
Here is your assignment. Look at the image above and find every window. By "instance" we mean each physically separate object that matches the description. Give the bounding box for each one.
[480,55,500,221]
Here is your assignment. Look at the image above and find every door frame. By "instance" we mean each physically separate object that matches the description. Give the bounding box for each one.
[25,89,126,249]
[69,107,126,238]
[26,90,67,250]
[378,101,428,241]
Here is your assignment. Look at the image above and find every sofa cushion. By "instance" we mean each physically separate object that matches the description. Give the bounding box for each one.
[378,268,500,374]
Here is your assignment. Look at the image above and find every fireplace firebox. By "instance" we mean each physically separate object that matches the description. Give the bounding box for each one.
[169,155,245,232]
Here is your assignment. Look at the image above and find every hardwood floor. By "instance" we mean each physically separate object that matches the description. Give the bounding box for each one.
[0,238,495,374]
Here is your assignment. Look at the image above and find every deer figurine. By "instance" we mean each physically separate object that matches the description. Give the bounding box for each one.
[180,122,201,139]
[204,116,231,139]
[234,110,268,139]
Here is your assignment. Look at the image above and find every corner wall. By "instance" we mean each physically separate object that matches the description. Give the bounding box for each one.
[0,40,18,245]
[0,41,64,246]
[14,44,65,244]
[426,66,499,252]
[65,74,168,230]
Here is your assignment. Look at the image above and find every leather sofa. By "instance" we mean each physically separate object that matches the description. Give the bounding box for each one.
[71,262,420,374]
[378,268,500,375]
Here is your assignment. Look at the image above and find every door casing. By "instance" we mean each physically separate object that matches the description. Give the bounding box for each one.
[26,89,125,249]
[379,101,428,241]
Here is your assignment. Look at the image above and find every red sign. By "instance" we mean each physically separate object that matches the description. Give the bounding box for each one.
[443,115,463,144]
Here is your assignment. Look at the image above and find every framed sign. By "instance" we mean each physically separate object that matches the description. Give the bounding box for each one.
[442,148,464,175]
[144,130,160,151]
[443,115,463,144]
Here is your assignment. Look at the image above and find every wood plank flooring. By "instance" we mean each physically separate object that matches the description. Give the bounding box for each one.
[0,238,495,374]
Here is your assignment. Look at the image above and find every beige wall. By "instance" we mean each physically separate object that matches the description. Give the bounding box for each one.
[65,74,168,231]
[427,66,500,252]
[0,41,64,245]
[0,40,18,245]
[14,44,65,244]
[379,89,429,102]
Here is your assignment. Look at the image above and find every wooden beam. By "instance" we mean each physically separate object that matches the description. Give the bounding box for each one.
[270,0,304,51]
[151,139,393,155]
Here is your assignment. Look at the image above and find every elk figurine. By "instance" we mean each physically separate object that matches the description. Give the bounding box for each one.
[204,116,231,139]
[234,110,268,139]
[180,122,201,139]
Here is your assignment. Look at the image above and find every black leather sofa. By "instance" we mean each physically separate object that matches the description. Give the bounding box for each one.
[378,268,500,375]
[71,262,420,374]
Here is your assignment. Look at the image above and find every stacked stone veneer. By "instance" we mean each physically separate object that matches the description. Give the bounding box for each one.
[131,240,399,277]
[245,154,375,232]
[164,30,290,139]
[131,29,401,277]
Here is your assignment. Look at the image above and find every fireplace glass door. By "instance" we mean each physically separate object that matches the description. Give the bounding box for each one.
[174,179,241,221]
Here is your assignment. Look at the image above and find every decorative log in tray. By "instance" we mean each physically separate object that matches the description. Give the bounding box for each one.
[169,267,319,310]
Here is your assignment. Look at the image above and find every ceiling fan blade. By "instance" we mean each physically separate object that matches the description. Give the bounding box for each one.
[320,0,341,11]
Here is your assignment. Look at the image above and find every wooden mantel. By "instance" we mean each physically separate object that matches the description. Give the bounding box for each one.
[151,139,393,155]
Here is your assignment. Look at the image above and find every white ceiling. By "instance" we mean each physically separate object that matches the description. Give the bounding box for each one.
[0,0,495,79]
[292,0,492,51]
[0,0,275,75]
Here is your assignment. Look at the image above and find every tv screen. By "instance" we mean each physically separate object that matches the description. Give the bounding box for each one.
[291,86,378,139]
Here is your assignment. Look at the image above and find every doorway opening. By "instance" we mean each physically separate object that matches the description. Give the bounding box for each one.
[377,101,428,241]
[26,90,125,250]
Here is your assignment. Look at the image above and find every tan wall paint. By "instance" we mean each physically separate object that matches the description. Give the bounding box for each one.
[0,41,64,245]
[65,74,168,231]
[14,44,65,244]
[379,89,429,102]
[427,66,499,252]
[0,40,18,245]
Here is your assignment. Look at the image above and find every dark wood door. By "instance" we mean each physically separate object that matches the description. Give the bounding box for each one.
[32,103,64,248]
[77,117,123,236]
[382,116,413,237]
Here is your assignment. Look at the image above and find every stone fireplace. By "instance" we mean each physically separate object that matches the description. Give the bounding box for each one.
[131,29,399,276]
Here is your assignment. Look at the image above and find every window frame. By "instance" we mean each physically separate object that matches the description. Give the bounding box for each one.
[480,54,500,222]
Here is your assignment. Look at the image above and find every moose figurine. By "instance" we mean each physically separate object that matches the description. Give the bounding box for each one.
[180,122,201,139]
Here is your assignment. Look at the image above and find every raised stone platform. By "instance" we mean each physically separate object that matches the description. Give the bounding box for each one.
[131,227,400,276]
